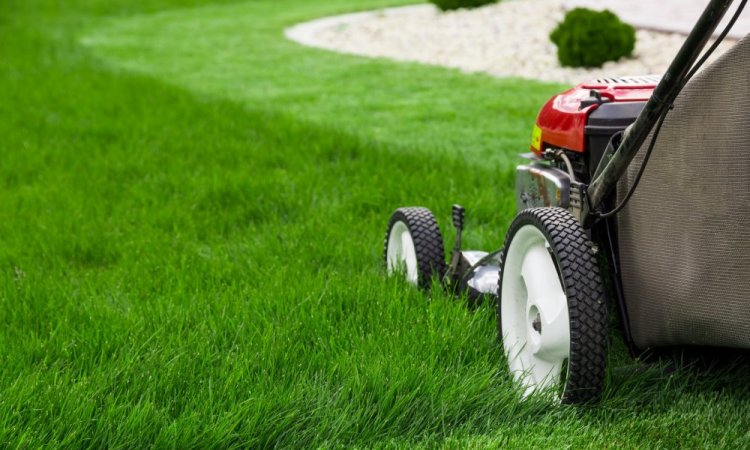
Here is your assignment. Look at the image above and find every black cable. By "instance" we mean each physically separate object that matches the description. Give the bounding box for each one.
[685,0,748,82]
[596,109,669,218]
[594,0,747,219]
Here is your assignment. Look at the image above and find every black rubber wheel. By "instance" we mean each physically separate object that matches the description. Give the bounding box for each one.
[497,207,608,404]
[384,207,446,290]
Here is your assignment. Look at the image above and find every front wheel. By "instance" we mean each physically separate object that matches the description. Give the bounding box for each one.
[384,207,446,290]
[498,207,608,404]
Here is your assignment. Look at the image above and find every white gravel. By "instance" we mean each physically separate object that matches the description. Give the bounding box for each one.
[285,1,738,84]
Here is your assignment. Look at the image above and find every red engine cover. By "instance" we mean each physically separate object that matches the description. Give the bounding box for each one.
[531,76,659,154]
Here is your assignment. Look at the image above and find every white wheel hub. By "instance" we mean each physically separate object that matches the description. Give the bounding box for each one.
[501,225,571,396]
[386,221,418,285]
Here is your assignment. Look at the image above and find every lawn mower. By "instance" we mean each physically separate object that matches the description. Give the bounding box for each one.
[384,0,750,403]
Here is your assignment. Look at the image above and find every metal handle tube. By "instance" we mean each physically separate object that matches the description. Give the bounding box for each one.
[586,0,736,213]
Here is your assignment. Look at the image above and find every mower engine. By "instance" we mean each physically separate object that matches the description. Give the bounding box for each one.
[517,76,659,212]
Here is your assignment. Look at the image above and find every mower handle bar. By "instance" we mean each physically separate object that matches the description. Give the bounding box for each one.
[585,0,737,217]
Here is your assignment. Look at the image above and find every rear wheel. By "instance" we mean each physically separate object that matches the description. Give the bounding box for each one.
[384,207,446,289]
[498,207,607,403]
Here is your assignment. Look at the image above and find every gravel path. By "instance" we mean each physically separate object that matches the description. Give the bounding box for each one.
[570,0,750,39]
[285,0,740,84]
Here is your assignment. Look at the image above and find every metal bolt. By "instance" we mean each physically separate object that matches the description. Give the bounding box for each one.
[532,314,542,333]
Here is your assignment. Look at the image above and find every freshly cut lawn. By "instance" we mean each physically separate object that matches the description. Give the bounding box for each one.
[2,0,750,447]
[80,0,559,165]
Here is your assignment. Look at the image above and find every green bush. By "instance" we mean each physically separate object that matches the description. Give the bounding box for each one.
[429,0,498,12]
[550,8,636,68]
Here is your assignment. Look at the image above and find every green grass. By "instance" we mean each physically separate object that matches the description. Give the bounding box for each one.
[79,0,559,165]
[2,0,750,447]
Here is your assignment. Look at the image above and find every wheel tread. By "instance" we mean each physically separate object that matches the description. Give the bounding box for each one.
[384,207,446,289]
[498,207,608,404]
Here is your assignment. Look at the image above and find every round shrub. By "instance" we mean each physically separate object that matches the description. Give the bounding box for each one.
[550,8,636,68]
[429,0,498,12]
